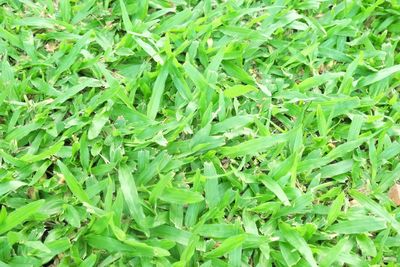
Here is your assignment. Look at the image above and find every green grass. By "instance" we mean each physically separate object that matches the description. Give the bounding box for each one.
[1,0,400,266]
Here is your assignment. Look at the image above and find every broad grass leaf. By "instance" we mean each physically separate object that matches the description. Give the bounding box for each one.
[0,200,45,234]
[223,85,257,98]
[204,234,246,258]
[57,160,91,204]
[279,223,317,267]
[118,165,146,227]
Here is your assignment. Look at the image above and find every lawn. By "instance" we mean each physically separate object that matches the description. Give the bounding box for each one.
[1,0,400,266]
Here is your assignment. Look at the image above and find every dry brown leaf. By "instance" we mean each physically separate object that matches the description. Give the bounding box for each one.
[388,184,400,206]
[45,42,58,53]
[27,187,37,200]
[57,173,65,184]
[349,199,360,207]
[221,157,230,169]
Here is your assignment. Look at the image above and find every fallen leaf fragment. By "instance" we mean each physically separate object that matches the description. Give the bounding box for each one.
[389,184,400,206]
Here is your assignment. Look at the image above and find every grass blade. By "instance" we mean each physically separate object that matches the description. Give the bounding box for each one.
[279,223,317,267]
[204,234,246,258]
[147,61,169,120]
[57,160,91,204]
[0,200,44,234]
[350,190,400,234]
[118,165,146,227]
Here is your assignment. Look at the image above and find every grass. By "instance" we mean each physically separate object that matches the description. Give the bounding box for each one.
[0,0,400,266]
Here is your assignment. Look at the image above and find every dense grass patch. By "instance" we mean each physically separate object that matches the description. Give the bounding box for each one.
[1,0,400,266]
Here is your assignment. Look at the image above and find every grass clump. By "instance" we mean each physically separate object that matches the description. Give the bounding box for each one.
[1,0,400,266]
